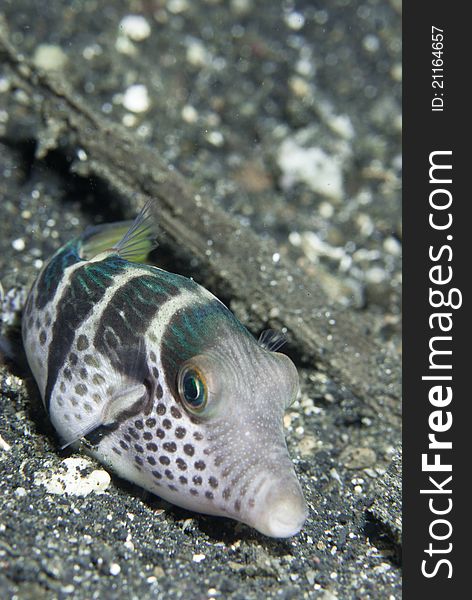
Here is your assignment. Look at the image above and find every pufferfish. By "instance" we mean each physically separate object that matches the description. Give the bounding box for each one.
[22,202,307,537]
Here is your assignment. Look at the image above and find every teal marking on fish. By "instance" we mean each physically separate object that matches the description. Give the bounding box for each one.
[22,202,307,538]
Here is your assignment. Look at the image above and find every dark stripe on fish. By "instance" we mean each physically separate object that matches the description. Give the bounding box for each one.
[93,272,181,379]
[44,257,128,409]
[35,240,81,310]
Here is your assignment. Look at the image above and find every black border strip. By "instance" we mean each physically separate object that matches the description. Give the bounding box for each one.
[403,4,467,597]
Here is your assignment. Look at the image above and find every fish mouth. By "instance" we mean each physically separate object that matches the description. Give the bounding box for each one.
[243,476,308,538]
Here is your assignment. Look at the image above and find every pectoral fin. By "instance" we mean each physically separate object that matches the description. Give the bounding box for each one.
[59,382,150,449]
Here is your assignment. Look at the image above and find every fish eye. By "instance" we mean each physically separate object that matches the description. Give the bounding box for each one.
[178,366,208,413]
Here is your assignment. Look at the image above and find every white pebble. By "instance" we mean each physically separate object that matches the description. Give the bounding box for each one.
[122,113,138,127]
[193,553,206,563]
[289,76,311,98]
[328,114,354,140]
[109,563,121,576]
[391,63,402,82]
[186,39,208,67]
[363,34,380,53]
[119,15,151,41]
[12,238,25,251]
[115,35,137,56]
[288,231,301,247]
[0,77,11,93]
[296,58,313,77]
[365,266,386,284]
[82,44,103,60]
[285,11,305,30]
[34,457,111,496]
[167,0,189,13]
[122,85,150,113]
[383,236,401,256]
[278,139,344,201]
[319,201,334,219]
[206,131,224,147]
[230,0,252,16]
[33,44,68,71]
[181,104,198,123]
[0,434,11,452]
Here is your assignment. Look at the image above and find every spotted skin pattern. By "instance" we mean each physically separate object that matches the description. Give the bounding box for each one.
[22,212,307,538]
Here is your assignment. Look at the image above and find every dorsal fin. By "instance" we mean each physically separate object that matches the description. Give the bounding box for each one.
[258,329,287,352]
[81,200,157,263]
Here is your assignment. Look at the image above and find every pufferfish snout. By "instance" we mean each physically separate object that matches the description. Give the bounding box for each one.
[21,202,308,537]
[167,335,307,538]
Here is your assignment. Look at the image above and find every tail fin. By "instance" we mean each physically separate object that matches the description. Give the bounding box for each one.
[81,201,157,263]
